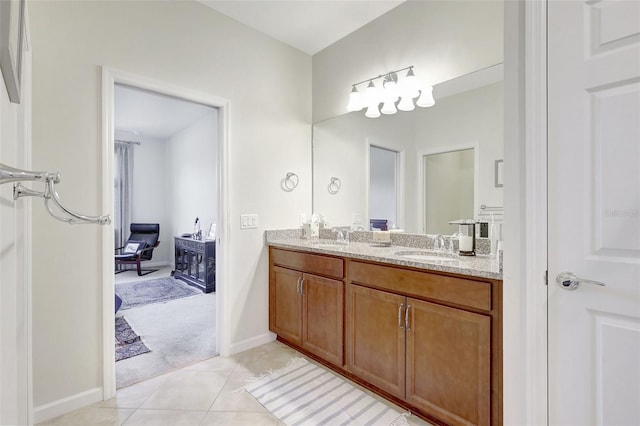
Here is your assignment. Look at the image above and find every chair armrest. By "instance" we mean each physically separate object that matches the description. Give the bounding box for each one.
[133,241,160,258]
[137,245,156,255]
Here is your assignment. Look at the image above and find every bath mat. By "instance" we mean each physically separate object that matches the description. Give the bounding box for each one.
[244,358,408,426]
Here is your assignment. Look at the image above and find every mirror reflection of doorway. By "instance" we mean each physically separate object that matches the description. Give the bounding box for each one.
[423,148,474,234]
[369,145,400,230]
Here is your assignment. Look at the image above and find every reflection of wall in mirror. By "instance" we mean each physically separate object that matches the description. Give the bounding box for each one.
[312,1,503,123]
[425,149,474,235]
[313,82,502,234]
[417,82,503,232]
[313,112,415,229]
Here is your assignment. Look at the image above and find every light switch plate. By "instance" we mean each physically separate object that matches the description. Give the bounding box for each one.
[240,214,259,229]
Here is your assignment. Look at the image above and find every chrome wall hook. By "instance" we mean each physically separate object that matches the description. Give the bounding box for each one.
[1,163,111,225]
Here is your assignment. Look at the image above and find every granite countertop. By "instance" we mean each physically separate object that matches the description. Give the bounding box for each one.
[266,236,502,280]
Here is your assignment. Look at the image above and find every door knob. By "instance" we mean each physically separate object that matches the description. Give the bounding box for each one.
[556,272,606,291]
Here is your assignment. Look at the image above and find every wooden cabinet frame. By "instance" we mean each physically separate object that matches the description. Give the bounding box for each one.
[269,246,502,426]
[269,248,344,367]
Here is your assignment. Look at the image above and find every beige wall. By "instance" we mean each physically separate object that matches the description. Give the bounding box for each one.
[167,111,219,252]
[29,0,311,410]
[312,1,503,123]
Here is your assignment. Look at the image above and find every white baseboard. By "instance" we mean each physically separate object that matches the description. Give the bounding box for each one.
[33,387,103,424]
[116,260,170,271]
[227,332,276,356]
[144,260,171,268]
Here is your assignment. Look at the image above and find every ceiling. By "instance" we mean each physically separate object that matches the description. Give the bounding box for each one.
[115,85,215,140]
[199,0,406,55]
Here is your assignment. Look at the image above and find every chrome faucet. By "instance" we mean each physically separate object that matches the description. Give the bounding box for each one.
[433,235,445,251]
[334,228,349,245]
[447,235,456,254]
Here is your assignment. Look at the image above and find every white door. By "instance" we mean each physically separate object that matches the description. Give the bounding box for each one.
[548,0,640,424]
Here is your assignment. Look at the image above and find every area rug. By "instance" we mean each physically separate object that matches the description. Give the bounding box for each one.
[115,316,150,361]
[244,358,408,426]
[115,277,201,310]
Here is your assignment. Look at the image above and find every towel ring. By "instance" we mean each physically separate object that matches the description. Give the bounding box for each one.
[328,177,341,194]
[281,172,299,192]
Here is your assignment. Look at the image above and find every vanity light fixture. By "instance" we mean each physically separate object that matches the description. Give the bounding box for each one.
[346,66,435,118]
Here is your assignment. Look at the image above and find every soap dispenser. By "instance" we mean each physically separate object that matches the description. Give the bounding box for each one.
[449,219,476,256]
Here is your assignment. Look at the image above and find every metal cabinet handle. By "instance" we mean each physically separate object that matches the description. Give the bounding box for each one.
[300,278,305,296]
[405,304,411,330]
[398,304,404,329]
[296,277,302,295]
[556,271,606,291]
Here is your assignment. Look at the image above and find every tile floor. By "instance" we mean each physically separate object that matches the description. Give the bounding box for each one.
[38,341,432,426]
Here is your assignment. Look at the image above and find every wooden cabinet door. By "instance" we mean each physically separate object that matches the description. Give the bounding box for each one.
[406,298,491,426]
[301,273,344,367]
[269,266,302,345]
[346,284,405,399]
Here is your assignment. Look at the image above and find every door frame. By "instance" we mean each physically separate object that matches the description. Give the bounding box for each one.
[503,1,548,424]
[417,142,479,234]
[101,68,230,399]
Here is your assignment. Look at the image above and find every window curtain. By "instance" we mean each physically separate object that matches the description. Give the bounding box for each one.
[114,143,133,250]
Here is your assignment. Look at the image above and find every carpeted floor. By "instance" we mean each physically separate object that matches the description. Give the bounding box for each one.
[116,276,201,310]
[115,276,217,388]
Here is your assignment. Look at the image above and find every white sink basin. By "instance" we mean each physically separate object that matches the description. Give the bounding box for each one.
[393,251,457,262]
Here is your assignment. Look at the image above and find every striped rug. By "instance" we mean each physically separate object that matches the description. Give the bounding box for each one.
[244,358,408,426]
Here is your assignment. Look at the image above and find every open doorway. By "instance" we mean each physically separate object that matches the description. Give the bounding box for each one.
[368,145,401,231]
[102,73,227,392]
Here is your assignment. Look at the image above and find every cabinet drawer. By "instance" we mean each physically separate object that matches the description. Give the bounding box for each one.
[271,248,343,279]
[175,238,204,253]
[348,261,491,311]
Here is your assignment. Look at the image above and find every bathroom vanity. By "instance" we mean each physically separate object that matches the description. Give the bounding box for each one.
[267,235,502,426]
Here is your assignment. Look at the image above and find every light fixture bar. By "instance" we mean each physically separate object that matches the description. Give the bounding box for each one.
[350,66,414,88]
[346,65,435,118]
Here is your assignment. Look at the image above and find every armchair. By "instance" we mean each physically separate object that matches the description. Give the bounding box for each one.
[115,223,161,276]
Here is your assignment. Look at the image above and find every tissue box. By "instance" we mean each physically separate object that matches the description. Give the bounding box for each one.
[372,230,391,243]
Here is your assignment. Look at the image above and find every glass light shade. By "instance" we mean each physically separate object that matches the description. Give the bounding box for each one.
[347,87,364,112]
[364,80,380,107]
[416,86,435,107]
[383,76,399,101]
[365,104,381,118]
[381,99,397,115]
[398,81,419,99]
[404,68,418,87]
[397,95,415,112]
[401,68,421,99]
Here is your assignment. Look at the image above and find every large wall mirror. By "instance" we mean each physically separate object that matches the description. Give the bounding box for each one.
[312,63,503,235]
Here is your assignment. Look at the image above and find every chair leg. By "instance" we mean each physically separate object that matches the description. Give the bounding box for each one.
[115,262,127,274]
[136,259,158,276]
